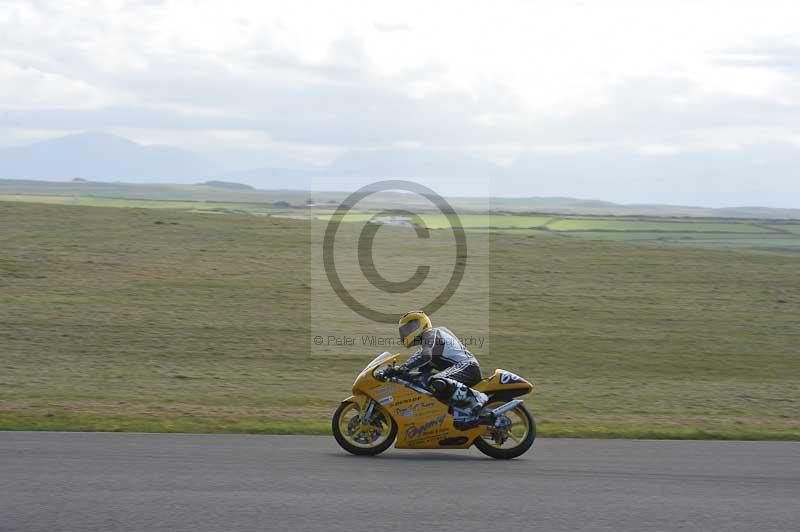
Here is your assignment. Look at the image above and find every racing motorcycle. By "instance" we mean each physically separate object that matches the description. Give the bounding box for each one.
[332,352,535,459]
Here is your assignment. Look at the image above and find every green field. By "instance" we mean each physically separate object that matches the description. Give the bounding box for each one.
[767,224,800,235]
[317,212,553,229]
[412,213,552,229]
[3,192,800,251]
[0,194,278,214]
[1,201,798,439]
[545,218,772,233]
[4,178,800,219]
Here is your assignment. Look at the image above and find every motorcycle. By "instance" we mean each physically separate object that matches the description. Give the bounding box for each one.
[332,351,535,459]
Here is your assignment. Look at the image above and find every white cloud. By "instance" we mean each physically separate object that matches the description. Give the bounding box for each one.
[1,0,800,205]
[637,145,681,156]
[0,61,112,109]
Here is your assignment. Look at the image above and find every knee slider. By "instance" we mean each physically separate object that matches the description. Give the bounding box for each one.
[451,383,470,403]
[429,377,454,398]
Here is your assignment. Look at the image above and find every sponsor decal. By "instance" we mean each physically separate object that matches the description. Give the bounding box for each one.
[371,385,394,396]
[405,415,446,440]
[409,432,451,446]
[371,385,396,403]
[394,395,422,406]
[395,402,435,418]
[500,372,523,384]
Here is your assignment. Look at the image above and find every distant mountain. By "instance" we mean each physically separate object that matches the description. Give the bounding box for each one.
[3,132,799,210]
[198,180,255,190]
[0,132,215,182]
[209,149,505,194]
[216,166,325,188]
[327,148,501,179]
[506,143,800,207]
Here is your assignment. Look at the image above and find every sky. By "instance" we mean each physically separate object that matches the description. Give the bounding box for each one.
[1,0,799,206]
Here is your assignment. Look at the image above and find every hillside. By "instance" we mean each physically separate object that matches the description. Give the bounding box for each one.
[1,201,798,438]
[198,180,255,190]
[2,177,800,219]
[0,132,214,181]
[1,131,798,217]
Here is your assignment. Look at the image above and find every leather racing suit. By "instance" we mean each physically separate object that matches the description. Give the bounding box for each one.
[397,327,487,421]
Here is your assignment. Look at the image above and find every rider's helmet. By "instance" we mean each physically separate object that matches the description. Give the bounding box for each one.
[398,310,432,348]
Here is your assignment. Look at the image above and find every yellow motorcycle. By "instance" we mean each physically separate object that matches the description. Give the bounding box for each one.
[332,352,535,459]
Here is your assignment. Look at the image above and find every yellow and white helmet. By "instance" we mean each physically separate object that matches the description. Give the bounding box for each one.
[398,310,432,348]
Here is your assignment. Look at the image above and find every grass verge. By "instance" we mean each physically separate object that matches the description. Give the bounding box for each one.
[2,414,798,441]
[1,202,798,440]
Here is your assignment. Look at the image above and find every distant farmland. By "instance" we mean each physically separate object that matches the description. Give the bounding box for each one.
[2,192,800,251]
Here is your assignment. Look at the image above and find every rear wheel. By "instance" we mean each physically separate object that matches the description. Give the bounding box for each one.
[332,399,397,456]
[474,401,535,459]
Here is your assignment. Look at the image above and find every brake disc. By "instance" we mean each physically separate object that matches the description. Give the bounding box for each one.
[491,416,512,444]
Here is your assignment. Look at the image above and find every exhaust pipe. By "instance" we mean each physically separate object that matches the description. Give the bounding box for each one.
[491,399,523,417]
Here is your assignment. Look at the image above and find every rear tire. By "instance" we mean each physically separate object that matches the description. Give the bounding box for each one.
[332,400,397,456]
[474,404,536,459]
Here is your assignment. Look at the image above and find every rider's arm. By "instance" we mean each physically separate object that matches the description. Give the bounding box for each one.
[397,329,435,372]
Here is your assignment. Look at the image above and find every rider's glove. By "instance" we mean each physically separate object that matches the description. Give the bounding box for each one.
[378,366,402,381]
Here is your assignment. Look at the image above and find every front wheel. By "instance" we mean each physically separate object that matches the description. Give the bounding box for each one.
[474,402,536,459]
[332,399,397,456]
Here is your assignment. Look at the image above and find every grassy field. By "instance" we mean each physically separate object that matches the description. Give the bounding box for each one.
[545,218,772,233]
[1,201,799,439]
[316,212,554,229]
[0,194,280,214]
[767,223,800,235]
[4,178,800,219]
[4,192,800,251]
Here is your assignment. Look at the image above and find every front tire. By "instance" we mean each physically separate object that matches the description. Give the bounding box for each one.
[474,403,536,459]
[332,400,397,456]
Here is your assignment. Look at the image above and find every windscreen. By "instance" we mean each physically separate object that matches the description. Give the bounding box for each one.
[366,351,393,368]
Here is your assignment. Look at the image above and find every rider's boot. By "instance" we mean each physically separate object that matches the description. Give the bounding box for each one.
[451,385,489,430]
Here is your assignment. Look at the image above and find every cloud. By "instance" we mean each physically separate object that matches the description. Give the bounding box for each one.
[1,0,800,206]
[0,61,111,109]
[373,22,410,33]
[718,42,800,73]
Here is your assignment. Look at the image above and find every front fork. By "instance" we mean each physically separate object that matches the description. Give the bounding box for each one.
[361,398,376,425]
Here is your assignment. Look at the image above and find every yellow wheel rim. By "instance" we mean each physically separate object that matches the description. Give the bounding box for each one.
[479,401,530,450]
[338,402,392,449]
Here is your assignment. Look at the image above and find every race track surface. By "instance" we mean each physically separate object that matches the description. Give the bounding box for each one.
[1,432,798,532]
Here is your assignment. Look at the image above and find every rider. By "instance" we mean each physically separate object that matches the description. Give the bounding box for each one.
[381,310,488,427]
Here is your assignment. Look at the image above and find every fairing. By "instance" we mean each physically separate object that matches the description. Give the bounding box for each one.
[349,353,533,450]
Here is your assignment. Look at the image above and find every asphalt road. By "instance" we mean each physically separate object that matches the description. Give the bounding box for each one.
[1,432,798,532]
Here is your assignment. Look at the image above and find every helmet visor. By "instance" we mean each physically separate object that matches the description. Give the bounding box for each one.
[399,319,420,340]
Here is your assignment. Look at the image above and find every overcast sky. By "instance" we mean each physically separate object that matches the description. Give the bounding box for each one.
[1,0,799,206]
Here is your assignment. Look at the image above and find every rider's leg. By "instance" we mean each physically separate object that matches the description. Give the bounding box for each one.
[428,362,488,414]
